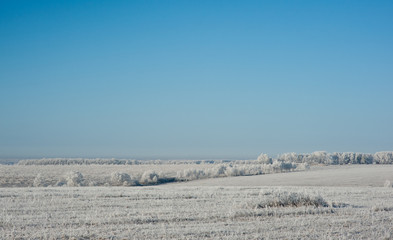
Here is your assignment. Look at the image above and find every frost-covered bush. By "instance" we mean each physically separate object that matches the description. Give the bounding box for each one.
[253,191,328,208]
[111,172,136,186]
[33,173,47,187]
[384,180,392,188]
[64,171,85,187]
[140,171,159,185]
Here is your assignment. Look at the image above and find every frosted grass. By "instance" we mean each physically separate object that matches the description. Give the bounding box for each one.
[1,186,392,239]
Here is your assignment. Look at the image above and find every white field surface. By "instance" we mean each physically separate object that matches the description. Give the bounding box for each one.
[1,165,392,239]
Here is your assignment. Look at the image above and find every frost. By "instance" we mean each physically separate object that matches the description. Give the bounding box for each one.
[33,174,47,187]
[383,180,392,188]
[64,171,85,187]
[257,153,272,164]
[110,172,136,186]
[177,169,206,181]
[251,191,329,208]
[140,171,159,185]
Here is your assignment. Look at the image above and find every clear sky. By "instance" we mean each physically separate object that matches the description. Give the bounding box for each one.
[1,1,393,159]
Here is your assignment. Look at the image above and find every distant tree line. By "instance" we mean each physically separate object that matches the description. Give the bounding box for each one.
[15,151,393,166]
[258,151,393,165]
[16,158,233,166]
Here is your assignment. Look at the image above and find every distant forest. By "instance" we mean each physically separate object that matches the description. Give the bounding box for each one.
[14,151,393,165]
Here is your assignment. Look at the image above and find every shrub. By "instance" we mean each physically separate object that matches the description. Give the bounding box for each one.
[384,180,392,188]
[140,171,159,185]
[111,172,135,186]
[254,191,328,208]
[33,173,47,187]
[65,171,85,187]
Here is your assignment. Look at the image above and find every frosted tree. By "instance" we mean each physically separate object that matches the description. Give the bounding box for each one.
[278,153,299,163]
[374,152,393,164]
[308,151,328,164]
[257,153,272,164]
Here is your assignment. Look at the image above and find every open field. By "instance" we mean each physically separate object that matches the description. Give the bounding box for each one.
[1,186,392,239]
[0,165,392,239]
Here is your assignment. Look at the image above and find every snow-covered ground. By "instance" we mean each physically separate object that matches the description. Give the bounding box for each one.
[0,165,392,239]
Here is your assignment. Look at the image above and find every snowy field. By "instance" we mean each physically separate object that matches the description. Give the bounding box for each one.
[0,164,392,239]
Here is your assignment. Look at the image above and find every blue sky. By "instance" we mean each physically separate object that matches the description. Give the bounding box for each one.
[1,0,393,159]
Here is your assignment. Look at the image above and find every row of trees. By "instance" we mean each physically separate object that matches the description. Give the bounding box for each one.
[31,161,307,187]
[33,170,163,187]
[16,151,393,166]
[17,158,232,166]
[257,151,393,165]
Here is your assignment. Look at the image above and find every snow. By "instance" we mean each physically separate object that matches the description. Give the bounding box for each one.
[1,185,392,239]
[0,163,392,239]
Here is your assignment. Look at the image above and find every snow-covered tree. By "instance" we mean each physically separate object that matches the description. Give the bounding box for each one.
[257,153,272,164]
